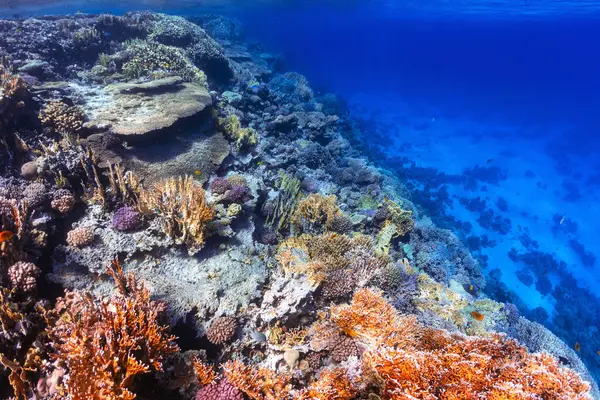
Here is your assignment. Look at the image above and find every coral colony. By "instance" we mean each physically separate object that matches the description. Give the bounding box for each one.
[0,11,597,400]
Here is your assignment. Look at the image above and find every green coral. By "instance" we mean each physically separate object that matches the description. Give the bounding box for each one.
[217,114,258,151]
[122,39,207,85]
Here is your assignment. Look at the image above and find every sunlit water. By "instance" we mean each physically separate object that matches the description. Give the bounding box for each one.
[3,0,600,385]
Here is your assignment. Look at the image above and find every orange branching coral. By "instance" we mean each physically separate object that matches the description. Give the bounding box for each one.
[295,367,358,400]
[223,360,292,400]
[333,290,592,400]
[137,175,215,254]
[291,194,342,233]
[51,271,179,399]
[193,357,217,386]
[331,288,418,348]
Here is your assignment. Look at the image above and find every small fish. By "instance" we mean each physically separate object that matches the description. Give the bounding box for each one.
[250,330,267,343]
[194,170,201,176]
[559,215,565,225]
[470,311,484,321]
[486,158,493,164]
[0,231,14,243]
[575,342,581,352]
[597,350,600,357]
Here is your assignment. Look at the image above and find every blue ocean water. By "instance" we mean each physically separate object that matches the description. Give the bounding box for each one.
[3,0,600,387]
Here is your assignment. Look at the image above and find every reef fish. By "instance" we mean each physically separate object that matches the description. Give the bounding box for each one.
[0,231,14,243]
[470,311,485,321]
[575,342,581,352]
[463,283,477,295]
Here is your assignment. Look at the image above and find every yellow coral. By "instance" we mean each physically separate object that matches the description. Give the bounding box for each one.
[218,114,258,151]
[291,194,342,233]
[137,175,215,254]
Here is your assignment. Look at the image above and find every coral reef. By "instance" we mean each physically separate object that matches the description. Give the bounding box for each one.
[0,11,595,400]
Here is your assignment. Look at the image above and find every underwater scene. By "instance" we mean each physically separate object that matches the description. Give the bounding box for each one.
[0,0,599,398]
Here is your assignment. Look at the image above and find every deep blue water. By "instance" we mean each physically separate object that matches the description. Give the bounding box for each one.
[3,0,600,387]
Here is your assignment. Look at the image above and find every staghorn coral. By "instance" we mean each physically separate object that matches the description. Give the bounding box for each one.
[321,269,356,300]
[137,175,215,254]
[66,226,95,248]
[193,357,218,386]
[217,114,258,151]
[8,261,40,292]
[206,316,237,345]
[291,194,342,234]
[50,264,179,400]
[328,214,353,234]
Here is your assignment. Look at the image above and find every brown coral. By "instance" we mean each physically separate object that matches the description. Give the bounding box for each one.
[66,227,94,248]
[296,368,357,400]
[8,261,40,292]
[330,336,359,363]
[206,316,237,345]
[50,269,179,399]
[137,175,215,254]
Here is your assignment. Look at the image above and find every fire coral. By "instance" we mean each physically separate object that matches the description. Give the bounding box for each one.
[50,266,179,399]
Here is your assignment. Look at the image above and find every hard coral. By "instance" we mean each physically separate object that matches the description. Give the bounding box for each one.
[196,379,243,400]
[66,226,95,248]
[51,189,75,215]
[217,114,258,151]
[39,100,85,136]
[112,206,143,232]
[206,316,237,345]
[210,177,233,195]
[137,175,215,254]
[222,360,292,400]
[8,261,40,292]
[50,269,179,399]
[225,185,251,204]
[291,194,342,234]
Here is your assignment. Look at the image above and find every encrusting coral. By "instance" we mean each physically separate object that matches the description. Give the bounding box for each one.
[137,175,215,254]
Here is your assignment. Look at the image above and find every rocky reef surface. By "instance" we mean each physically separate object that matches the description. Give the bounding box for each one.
[0,11,598,400]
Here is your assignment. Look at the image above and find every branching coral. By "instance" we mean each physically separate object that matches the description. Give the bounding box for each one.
[217,114,258,151]
[50,263,179,400]
[331,288,591,400]
[39,101,85,137]
[296,368,358,400]
[137,175,215,254]
[291,194,342,234]
[222,360,292,400]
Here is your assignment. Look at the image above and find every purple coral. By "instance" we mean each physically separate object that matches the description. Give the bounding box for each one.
[195,379,243,400]
[210,177,233,195]
[225,185,251,204]
[112,206,142,232]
